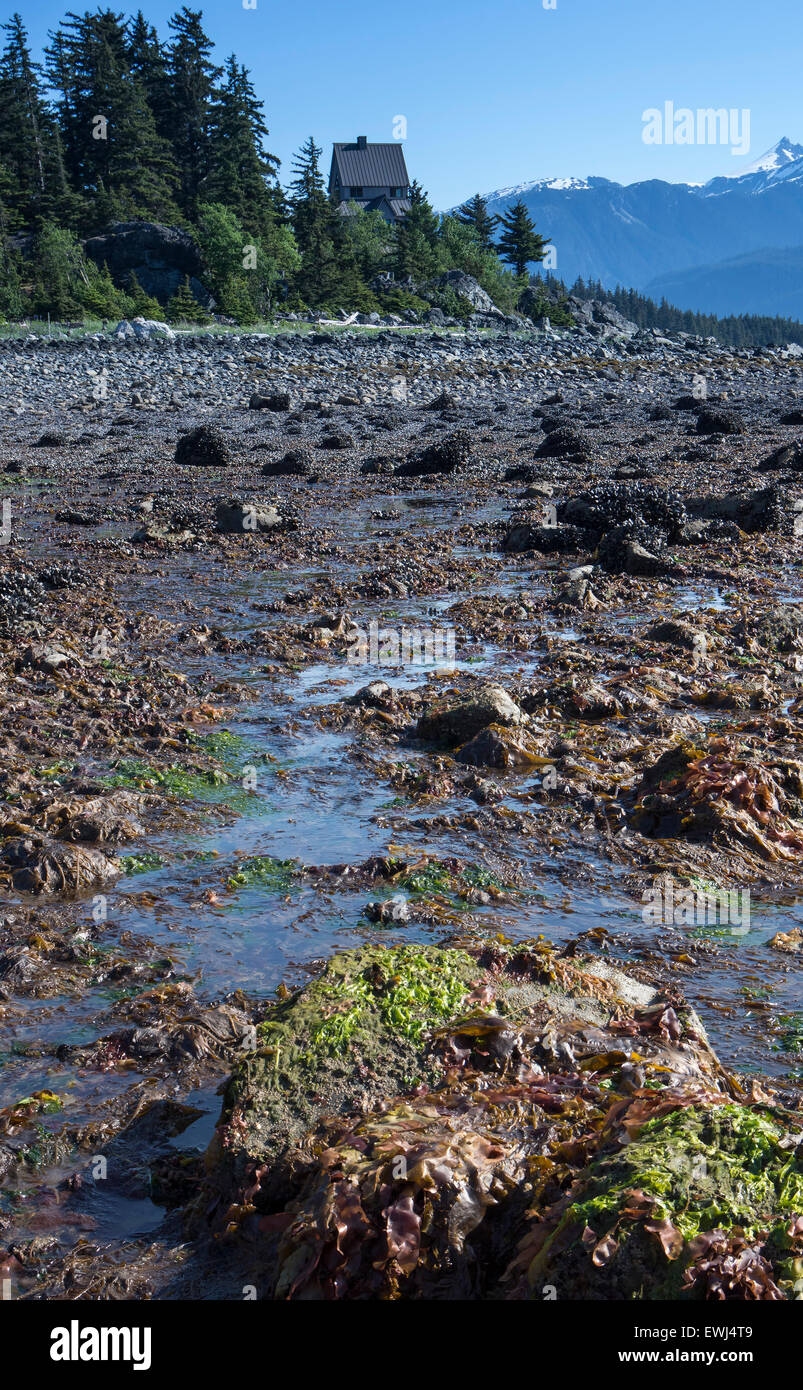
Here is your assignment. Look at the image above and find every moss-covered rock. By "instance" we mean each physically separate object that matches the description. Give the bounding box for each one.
[510,1102,803,1300]
[206,944,485,1209]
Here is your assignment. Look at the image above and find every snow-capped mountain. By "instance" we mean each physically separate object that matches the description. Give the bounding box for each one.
[466,139,803,316]
[704,136,803,195]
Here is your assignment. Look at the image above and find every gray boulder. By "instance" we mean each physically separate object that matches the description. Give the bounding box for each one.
[84,221,214,307]
[215,500,283,534]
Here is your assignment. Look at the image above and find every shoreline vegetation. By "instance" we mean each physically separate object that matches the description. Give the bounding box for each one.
[0,10,800,348]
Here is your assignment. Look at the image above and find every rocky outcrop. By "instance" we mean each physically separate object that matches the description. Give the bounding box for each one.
[194,937,803,1300]
[84,221,214,308]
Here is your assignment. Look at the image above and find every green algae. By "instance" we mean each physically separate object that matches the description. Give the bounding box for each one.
[571,1105,803,1244]
[536,1103,803,1298]
[120,850,166,875]
[102,757,228,796]
[213,944,483,1190]
[309,945,474,1051]
[226,855,298,892]
[257,944,477,1060]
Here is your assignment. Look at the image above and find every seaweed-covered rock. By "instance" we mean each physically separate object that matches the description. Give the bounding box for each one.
[199,937,762,1300]
[632,740,803,862]
[175,425,231,468]
[396,430,472,477]
[509,1104,803,1300]
[204,943,484,1208]
[0,835,120,895]
[502,522,587,554]
[416,684,524,745]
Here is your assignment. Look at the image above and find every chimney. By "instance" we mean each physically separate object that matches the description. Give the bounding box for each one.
[357,135,367,148]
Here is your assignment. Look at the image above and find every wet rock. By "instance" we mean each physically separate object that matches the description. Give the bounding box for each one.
[131,520,196,546]
[597,527,666,575]
[687,485,791,533]
[364,896,410,924]
[215,499,283,534]
[558,481,687,542]
[757,443,803,471]
[555,577,600,609]
[696,407,744,434]
[644,619,709,651]
[345,680,392,708]
[455,722,542,769]
[755,605,803,652]
[0,836,120,895]
[535,426,589,459]
[261,450,310,477]
[396,430,472,477]
[425,390,459,411]
[33,430,70,447]
[175,425,231,468]
[319,432,354,450]
[416,684,524,745]
[502,522,587,554]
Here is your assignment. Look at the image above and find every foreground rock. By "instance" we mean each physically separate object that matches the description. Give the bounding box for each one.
[196,939,803,1300]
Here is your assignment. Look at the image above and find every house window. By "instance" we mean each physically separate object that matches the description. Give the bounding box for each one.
[351,186,363,198]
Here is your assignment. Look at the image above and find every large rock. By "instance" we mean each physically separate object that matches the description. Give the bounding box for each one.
[175,425,231,469]
[193,937,796,1302]
[416,683,524,745]
[113,316,175,341]
[84,221,213,307]
[428,270,499,315]
[215,499,283,534]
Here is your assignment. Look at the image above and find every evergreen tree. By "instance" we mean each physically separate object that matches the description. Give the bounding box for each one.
[497,200,550,277]
[45,9,179,228]
[167,273,210,323]
[288,137,339,306]
[0,15,71,229]
[29,221,89,318]
[455,192,499,251]
[126,10,171,132]
[395,181,439,281]
[205,54,280,234]
[163,7,221,220]
[125,270,163,317]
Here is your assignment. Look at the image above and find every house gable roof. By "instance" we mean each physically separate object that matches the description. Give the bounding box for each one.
[331,142,410,189]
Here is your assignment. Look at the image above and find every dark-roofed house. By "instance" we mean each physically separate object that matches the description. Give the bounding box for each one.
[329,136,412,224]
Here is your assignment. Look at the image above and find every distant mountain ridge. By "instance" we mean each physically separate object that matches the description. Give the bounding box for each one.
[460,139,803,316]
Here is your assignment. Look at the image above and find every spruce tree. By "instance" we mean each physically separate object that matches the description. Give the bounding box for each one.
[125,270,163,318]
[163,7,221,221]
[167,273,210,323]
[205,55,280,235]
[45,10,179,228]
[395,181,440,281]
[497,200,550,278]
[0,15,71,229]
[289,137,339,306]
[455,192,499,251]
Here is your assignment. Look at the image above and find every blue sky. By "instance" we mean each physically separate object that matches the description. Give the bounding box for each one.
[10,0,803,207]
